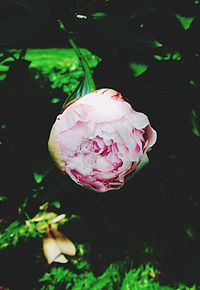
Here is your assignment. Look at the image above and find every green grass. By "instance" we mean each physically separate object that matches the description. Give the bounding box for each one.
[38,263,196,290]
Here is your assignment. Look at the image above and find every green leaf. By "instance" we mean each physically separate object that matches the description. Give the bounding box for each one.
[154,55,164,61]
[185,226,195,239]
[172,51,181,60]
[0,124,6,130]
[191,110,200,138]
[154,51,181,61]
[0,74,6,81]
[189,80,197,87]
[0,63,10,73]
[51,200,61,209]
[0,195,7,202]
[51,97,60,104]
[153,40,163,47]
[130,63,148,77]
[33,171,45,184]
[91,12,107,20]
[176,14,194,30]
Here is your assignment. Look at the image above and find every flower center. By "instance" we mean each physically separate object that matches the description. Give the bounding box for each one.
[75,135,123,173]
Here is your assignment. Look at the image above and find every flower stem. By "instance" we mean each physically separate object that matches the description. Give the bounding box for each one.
[58,20,96,92]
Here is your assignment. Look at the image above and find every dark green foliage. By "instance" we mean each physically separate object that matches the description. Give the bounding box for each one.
[0,0,200,289]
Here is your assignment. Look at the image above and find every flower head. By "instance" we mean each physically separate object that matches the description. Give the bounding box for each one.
[48,89,157,192]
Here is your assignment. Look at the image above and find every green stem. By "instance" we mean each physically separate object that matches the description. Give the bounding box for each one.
[58,20,96,92]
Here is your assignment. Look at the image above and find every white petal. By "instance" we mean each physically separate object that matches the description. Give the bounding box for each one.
[129,111,150,129]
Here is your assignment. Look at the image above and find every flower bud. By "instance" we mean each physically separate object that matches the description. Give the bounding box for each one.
[48,89,157,192]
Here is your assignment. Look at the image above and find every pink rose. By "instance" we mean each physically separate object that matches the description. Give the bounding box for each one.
[48,88,157,192]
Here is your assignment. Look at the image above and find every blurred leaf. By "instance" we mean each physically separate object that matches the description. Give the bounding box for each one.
[33,171,45,184]
[50,214,66,224]
[39,202,49,211]
[154,51,181,61]
[130,63,148,77]
[185,226,195,239]
[0,195,7,202]
[0,55,11,81]
[153,40,163,47]
[30,212,68,228]
[189,80,197,87]
[51,200,61,209]
[172,51,181,60]
[51,97,60,104]
[154,54,166,61]
[1,124,6,130]
[176,14,194,30]
[91,12,107,20]
[191,109,200,138]
[0,74,7,81]
[0,51,14,62]
[31,212,57,223]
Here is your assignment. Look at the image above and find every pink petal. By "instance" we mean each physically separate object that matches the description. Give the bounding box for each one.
[144,125,157,148]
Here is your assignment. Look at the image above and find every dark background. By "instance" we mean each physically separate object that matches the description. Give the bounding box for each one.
[0,0,200,289]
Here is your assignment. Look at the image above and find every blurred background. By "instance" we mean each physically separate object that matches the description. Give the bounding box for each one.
[0,0,200,289]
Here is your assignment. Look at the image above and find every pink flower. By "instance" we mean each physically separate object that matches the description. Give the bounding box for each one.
[48,89,157,192]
